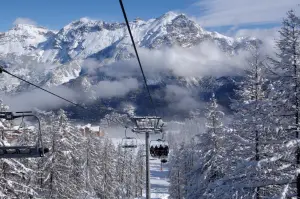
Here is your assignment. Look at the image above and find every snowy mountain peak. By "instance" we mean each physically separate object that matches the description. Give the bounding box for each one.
[0,11,260,92]
[9,23,51,36]
[133,17,143,22]
[63,17,102,32]
[78,17,94,23]
[151,11,183,28]
[12,23,37,30]
[0,11,246,62]
[0,24,55,56]
[158,11,180,21]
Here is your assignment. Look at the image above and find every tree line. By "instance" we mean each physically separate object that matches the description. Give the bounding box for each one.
[168,10,300,199]
[0,105,145,199]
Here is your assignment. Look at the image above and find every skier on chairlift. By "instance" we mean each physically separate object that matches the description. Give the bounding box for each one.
[164,145,169,156]
[150,146,154,156]
[154,145,159,157]
[158,145,164,157]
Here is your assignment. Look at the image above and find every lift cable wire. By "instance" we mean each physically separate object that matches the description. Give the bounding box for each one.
[0,66,85,109]
[119,0,158,117]
[0,66,134,130]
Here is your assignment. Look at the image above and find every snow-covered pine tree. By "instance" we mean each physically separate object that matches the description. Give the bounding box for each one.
[133,145,145,198]
[0,100,35,198]
[178,141,198,198]
[40,109,83,199]
[168,144,185,199]
[94,138,119,199]
[185,94,226,199]
[15,118,42,198]
[115,142,140,198]
[115,143,127,197]
[208,14,300,197]
[266,9,300,197]
[181,136,198,198]
[80,126,95,198]
[34,110,56,194]
[217,40,270,198]
[123,147,136,198]
[81,130,105,198]
[68,123,86,198]
[168,118,208,198]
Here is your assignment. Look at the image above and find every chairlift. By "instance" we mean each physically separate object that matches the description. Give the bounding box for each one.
[150,138,169,159]
[121,127,138,149]
[0,111,49,158]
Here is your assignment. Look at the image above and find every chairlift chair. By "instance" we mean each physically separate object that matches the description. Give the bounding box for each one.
[150,138,169,159]
[0,111,49,158]
[121,127,138,149]
[121,137,138,149]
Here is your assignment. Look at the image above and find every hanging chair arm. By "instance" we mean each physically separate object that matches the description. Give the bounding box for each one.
[0,112,44,151]
[0,112,34,120]
[32,115,43,147]
[124,126,128,138]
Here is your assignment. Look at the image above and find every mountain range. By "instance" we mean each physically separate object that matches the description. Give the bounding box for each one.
[0,11,259,122]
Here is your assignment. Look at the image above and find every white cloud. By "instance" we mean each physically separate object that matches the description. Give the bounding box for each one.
[82,58,103,75]
[165,85,202,111]
[92,78,139,98]
[102,41,249,79]
[0,86,78,111]
[234,28,279,39]
[0,78,139,111]
[196,0,300,27]
[234,27,280,57]
[13,17,37,26]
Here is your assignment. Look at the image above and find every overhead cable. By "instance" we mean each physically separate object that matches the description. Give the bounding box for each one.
[119,0,158,117]
[0,66,133,130]
[0,66,85,109]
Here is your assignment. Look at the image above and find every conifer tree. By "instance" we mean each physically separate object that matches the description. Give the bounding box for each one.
[266,9,300,197]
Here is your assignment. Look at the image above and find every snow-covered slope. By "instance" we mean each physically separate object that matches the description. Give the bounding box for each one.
[147,159,169,199]
[0,11,256,92]
[0,12,251,65]
[0,24,55,56]
[0,11,257,117]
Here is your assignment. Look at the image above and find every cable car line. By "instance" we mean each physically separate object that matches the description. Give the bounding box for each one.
[0,66,85,109]
[0,0,165,159]
[0,66,133,130]
[119,0,158,117]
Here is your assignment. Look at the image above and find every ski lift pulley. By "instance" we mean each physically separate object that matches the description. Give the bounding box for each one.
[0,112,49,158]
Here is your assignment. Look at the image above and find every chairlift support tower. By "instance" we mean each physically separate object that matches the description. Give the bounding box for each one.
[131,116,163,199]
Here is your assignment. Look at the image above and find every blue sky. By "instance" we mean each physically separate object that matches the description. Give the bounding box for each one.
[0,0,299,34]
[0,0,198,31]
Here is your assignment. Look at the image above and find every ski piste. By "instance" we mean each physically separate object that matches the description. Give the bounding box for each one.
[139,158,169,199]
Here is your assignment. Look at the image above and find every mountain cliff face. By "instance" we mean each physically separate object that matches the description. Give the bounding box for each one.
[0,12,256,120]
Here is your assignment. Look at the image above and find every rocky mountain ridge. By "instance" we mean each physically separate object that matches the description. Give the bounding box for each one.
[0,11,257,119]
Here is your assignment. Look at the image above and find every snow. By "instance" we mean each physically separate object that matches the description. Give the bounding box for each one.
[137,158,170,199]
[0,11,258,93]
[149,159,170,199]
[0,24,53,56]
[0,11,245,64]
[106,136,170,198]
